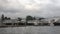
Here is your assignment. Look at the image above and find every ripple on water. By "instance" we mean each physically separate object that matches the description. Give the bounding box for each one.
[0,26,60,34]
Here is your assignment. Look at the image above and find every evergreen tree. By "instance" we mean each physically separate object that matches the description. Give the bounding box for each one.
[1,14,5,23]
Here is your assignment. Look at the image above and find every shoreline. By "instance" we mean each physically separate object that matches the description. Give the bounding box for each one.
[0,25,60,28]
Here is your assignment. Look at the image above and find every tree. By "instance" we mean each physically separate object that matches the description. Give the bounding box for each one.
[18,17,22,21]
[26,15,33,21]
[1,14,5,23]
[33,17,36,20]
[39,18,45,20]
[5,17,8,20]
[1,14,4,20]
[8,17,11,20]
[5,17,11,20]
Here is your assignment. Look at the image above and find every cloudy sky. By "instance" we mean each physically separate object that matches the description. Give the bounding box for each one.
[0,0,60,18]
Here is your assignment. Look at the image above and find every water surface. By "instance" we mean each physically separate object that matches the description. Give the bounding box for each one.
[0,26,60,34]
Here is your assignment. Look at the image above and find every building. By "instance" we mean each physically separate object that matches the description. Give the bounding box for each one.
[27,20,40,25]
[2,19,19,26]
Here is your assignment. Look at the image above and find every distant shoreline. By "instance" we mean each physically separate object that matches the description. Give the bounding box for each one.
[0,25,60,28]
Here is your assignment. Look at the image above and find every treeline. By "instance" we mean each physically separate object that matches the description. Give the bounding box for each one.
[1,14,11,20]
[1,14,45,21]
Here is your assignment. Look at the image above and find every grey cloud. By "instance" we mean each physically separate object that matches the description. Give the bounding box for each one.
[0,0,60,18]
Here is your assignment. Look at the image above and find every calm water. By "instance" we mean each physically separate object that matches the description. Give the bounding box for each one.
[0,26,60,34]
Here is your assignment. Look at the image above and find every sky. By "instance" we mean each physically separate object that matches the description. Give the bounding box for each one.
[0,0,60,18]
